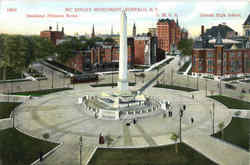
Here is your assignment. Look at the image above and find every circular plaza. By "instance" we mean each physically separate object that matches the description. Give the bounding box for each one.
[14,83,232,148]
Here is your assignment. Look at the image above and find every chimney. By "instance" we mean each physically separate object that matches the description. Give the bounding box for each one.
[49,26,52,31]
[201,25,204,36]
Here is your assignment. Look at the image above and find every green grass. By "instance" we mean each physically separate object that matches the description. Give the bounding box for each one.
[241,79,250,83]
[213,117,250,150]
[178,61,191,73]
[203,76,214,80]
[222,77,244,81]
[154,84,198,92]
[91,82,136,87]
[9,88,72,97]
[208,95,250,110]
[88,143,216,165]
[0,67,24,80]
[0,128,58,165]
[0,102,21,119]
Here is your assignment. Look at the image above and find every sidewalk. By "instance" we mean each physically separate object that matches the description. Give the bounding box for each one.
[184,133,249,165]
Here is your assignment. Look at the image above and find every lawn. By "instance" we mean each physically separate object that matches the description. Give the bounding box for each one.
[88,143,216,165]
[0,102,21,119]
[9,88,72,97]
[154,84,197,92]
[91,82,136,87]
[208,95,250,110]
[213,117,250,150]
[0,67,24,80]
[241,79,250,83]
[0,128,58,165]
[222,77,244,82]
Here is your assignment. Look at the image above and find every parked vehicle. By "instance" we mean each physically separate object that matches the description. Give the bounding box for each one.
[71,74,98,84]
[224,83,236,90]
[241,89,246,93]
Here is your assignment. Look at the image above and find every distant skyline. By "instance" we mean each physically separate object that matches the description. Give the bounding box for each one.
[0,0,249,38]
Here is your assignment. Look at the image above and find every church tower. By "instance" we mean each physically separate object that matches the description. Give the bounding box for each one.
[133,23,136,37]
[91,24,95,38]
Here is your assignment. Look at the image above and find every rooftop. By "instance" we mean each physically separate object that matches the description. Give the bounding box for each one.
[243,14,250,26]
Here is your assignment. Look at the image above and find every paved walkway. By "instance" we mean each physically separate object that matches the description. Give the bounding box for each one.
[2,56,249,165]
[184,133,249,165]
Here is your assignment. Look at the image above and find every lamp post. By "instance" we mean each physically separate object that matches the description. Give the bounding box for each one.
[212,102,215,135]
[134,73,136,84]
[179,107,184,143]
[51,70,54,89]
[79,136,83,165]
[196,76,199,90]
[205,79,208,96]
[12,110,15,128]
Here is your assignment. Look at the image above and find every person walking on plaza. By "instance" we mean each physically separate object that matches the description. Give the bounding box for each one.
[191,117,194,124]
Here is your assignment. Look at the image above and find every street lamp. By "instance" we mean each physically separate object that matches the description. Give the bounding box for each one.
[79,136,83,165]
[196,76,199,90]
[12,110,15,128]
[212,102,215,135]
[111,45,114,88]
[179,106,184,143]
[51,70,54,89]
[205,79,208,96]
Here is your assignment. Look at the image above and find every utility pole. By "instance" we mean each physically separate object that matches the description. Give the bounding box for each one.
[196,76,199,90]
[51,71,54,89]
[111,45,114,88]
[212,102,215,135]
[79,136,83,165]
[179,107,183,143]
[171,68,174,85]
[205,79,208,96]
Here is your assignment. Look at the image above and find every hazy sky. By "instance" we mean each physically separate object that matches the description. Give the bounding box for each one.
[0,0,249,37]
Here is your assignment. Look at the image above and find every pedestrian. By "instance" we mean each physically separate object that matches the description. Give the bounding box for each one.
[191,117,194,124]
[192,95,194,99]
[133,119,136,124]
[39,151,43,162]
[180,110,183,117]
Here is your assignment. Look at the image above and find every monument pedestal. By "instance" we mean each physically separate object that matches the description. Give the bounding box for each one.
[118,80,129,92]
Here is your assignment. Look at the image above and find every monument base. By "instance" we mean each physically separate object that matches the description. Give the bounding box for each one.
[118,80,129,92]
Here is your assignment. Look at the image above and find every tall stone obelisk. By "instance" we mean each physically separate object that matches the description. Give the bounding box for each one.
[118,10,129,92]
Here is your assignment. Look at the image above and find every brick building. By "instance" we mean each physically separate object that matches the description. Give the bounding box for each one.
[243,14,250,48]
[40,26,64,45]
[134,35,158,65]
[90,37,135,68]
[65,50,92,72]
[156,19,181,53]
[192,26,250,79]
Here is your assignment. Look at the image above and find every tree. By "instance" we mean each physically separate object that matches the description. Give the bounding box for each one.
[177,39,194,56]
[104,37,116,44]
[218,122,225,139]
[171,133,179,153]
[56,38,84,63]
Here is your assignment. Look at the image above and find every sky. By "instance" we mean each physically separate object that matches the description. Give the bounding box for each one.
[0,0,249,38]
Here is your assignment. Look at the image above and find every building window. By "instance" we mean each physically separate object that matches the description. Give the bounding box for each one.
[207,52,214,58]
[230,52,234,58]
[207,60,213,66]
[208,68,213,73]
[223,52,227,59]
[199,65,203,72]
